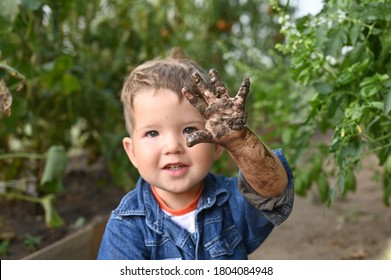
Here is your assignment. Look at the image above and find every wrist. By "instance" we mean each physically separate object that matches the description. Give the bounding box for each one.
[220,127,255,153]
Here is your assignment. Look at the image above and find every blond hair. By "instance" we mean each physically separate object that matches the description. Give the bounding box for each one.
[121,50,209,135]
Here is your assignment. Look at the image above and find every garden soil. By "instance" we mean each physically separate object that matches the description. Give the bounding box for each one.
[250,154,391,260]
[1,155,390,260]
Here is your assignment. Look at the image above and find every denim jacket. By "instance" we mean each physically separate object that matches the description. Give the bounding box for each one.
[97,149,294,260]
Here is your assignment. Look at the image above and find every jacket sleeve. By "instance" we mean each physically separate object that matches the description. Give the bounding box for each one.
[237,148,294,226]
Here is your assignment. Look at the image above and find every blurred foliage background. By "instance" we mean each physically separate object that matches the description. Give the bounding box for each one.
[1,0,390,227]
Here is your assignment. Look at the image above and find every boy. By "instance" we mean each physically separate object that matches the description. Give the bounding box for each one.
[97,53,294,260]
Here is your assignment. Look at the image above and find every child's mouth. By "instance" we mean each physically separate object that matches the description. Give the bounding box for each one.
[166,165,184,170]
[163,163,189,176]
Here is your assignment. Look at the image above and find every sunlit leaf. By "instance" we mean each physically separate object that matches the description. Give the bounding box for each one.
[361,2,391,21]
[384,90,391,115]
[19,0,42,11]
[313,82,333,95]
[0,0,19,22]
[62,73,80,94]
[39,194,65,228]
[385,155,391,174]
[324,28,348,57]
[336,71,355,86]
[349,24,363,45]
[39,146,67,194]
[360,84,381,98]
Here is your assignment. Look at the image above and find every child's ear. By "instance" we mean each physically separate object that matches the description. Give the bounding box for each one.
[123,137,138,168]
[213,144,224,160]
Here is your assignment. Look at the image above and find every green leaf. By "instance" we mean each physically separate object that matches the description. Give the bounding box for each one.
[384,90,391,115]
[383,174,391,206]
[39,146,67,194]
[362,3,391,21]
[349,24,363,45]
[344,169,356,193]
[345,102,363,121]
[345,42,366,64]
[53,56,74,75]
[317,176,329,202]
[337,173,346,194]
[0,15,11,32]
[360,85,381,98]
[359,76,375,87]
[19,0,42,11]
[313,82,333,95]
[295,170,312,197]
[365,101,383,111]
[385,154,391,174]
[39,194,65,228]
[62,73,81,94]
[0,0,20,22]
[40,179,63,195]
[336,71,355,86]
[24,234,42,252]
[0,240,10,257]
[338,0,352,9]
[324,28,348,57]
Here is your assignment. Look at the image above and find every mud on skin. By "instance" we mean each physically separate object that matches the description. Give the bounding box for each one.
[182,68,286,197]
[182,69,249,147]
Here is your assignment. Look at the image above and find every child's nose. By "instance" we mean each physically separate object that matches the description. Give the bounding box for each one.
[162,134,185,155]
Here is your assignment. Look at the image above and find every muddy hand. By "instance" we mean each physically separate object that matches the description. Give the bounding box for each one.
[182,69,250,147]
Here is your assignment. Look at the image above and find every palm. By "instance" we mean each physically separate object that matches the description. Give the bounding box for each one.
[182,69,250,147]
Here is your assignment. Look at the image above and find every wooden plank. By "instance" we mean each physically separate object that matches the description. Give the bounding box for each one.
[23,214,109,260]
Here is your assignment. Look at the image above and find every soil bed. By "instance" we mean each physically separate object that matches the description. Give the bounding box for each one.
[0,168,125,260]
[250,155,391,260]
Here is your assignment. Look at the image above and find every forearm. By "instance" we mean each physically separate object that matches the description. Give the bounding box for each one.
[223,127,288,197]
[181,69,289,196]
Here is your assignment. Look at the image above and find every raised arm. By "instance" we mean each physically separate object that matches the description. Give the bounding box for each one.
[182,69,288,197]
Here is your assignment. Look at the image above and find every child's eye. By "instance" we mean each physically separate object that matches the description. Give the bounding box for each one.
[146,131,159,137]
[183,127,197,135]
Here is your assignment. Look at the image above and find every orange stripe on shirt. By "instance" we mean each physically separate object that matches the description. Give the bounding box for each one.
[151,183,204,216]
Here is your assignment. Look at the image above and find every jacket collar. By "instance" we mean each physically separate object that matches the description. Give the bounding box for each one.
[114,173,231,235]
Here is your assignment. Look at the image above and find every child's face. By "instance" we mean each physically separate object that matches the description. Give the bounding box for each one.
[123,88,223,203]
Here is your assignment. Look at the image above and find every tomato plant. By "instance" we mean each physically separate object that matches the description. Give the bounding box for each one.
[271,0,391,205]
[0,0,288,228]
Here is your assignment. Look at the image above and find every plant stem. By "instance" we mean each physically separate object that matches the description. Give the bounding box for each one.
[0,191,40,203]
[0,152,46,160]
